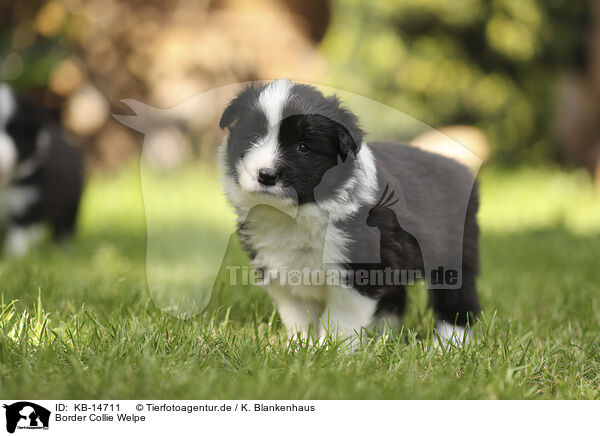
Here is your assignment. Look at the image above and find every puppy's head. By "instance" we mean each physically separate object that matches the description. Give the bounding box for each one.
[220,80,364,205]
[0,83,44,184]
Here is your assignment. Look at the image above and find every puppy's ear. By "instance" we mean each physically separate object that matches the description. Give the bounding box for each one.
[219,98,243,130]
[338,125,361,159]
[336,107,364,158]
[220,84,264,129]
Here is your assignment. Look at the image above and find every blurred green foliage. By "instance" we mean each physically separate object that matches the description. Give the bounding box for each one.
[0,0,591,165]
[321,0,589,164]
[0,2,69,89]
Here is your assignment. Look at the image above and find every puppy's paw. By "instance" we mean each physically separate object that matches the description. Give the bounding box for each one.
[432,321,471,348]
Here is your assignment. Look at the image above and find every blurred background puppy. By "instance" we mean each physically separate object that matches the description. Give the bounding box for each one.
[0,83,83,256]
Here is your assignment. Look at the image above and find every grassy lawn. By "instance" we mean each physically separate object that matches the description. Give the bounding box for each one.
[1,163,599,399]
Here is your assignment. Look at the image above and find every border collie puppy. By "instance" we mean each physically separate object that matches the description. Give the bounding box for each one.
[219,80,480,345]
[0,84,83,256]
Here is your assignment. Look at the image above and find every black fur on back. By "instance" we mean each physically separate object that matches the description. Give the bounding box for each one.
[346,142,481,326]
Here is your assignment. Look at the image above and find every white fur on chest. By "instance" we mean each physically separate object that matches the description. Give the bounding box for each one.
[220,139,377,303]
[241,206,346,301]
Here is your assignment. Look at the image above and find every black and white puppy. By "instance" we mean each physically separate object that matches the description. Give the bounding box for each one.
[0,83,83,256]
[219,80,480,344]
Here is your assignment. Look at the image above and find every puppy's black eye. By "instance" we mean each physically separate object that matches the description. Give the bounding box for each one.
[297,143,309,153]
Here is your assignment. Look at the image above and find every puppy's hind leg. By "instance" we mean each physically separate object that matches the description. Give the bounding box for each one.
[429,185,481,346]
[428,264,480,345]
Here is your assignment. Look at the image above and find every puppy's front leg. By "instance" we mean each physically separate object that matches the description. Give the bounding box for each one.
[319,286,378,346]
[266,286,324,340]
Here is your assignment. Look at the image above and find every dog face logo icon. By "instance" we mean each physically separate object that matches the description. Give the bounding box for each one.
[3,402,50,433]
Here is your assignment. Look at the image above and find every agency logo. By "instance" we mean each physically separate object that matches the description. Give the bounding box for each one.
[3,402,50,434]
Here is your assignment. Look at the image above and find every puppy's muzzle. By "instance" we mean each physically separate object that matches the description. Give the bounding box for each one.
[258,167,278,186]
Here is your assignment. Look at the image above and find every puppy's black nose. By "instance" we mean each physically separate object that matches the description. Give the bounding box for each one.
[258,168,278,186]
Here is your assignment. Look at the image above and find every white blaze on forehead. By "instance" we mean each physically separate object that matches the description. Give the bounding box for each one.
[0,83,16,127]
[236,80,292,192]
[257,79,292,127]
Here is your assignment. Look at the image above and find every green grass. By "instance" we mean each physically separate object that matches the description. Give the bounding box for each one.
[1,163,600,399]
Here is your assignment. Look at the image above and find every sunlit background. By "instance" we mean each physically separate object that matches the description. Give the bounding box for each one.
[0,0,597,175]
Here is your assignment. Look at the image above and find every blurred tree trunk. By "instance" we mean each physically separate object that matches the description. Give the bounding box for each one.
[557,0,600,189]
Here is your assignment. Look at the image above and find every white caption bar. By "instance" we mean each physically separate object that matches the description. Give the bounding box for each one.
[0,400,596,435]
